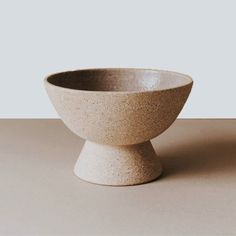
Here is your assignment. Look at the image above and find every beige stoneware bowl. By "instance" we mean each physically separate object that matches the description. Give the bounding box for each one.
[44,68,193,186]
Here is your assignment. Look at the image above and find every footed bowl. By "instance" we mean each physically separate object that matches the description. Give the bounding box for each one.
[44,68,193,186]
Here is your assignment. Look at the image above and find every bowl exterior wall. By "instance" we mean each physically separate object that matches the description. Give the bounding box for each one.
[45,83,192,145]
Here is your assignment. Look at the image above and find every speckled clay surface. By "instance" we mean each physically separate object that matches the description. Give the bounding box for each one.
[75,141,162,186]
[44,68,193,186]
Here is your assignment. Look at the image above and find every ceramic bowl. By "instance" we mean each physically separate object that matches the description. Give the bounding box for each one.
[44,68,193,186]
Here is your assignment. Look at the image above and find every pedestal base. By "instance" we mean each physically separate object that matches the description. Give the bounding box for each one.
[74,140,162,186]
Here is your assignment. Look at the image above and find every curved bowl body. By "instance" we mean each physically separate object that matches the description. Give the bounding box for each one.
[45,69,193,145]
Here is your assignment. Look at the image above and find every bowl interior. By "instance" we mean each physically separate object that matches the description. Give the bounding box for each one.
[46,69,192,92]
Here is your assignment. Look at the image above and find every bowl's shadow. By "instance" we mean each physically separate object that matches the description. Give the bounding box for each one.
[155,129,236,179]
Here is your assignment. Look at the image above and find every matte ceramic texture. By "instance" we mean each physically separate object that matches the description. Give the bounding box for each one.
[44,68,193,186]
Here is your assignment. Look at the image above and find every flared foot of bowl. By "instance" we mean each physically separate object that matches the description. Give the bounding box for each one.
[74,140,162,186]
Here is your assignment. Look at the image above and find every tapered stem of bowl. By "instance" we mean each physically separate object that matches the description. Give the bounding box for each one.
[74,140,162,186]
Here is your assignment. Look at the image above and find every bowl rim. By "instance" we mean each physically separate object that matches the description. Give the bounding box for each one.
[44,68,193,94]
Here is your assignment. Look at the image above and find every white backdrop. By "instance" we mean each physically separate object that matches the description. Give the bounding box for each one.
[0,0,235,118]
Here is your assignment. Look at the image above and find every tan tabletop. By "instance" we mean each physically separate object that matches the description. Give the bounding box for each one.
[1,119,236,235]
